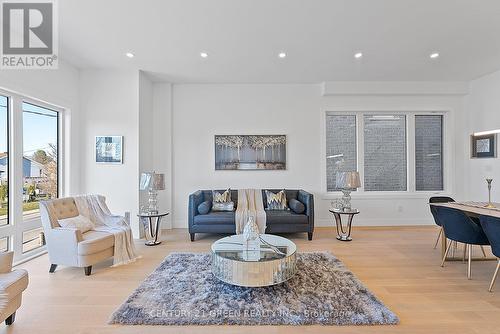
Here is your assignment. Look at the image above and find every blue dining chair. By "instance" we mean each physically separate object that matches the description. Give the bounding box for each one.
[429,196,455,249]
[479,215,500,292]
[435,206,490,279]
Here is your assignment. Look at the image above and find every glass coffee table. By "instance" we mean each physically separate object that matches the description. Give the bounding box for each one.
[211,234,297,287]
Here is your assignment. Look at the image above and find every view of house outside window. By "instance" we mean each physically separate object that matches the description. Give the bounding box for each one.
[21,102,58,253]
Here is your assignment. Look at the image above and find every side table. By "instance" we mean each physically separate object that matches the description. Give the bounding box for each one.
[137,212,169,246]
[329,208,360,241]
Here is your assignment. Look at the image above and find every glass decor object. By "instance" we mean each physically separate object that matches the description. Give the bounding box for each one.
[242,216,260,261]
[336,171,361,211]
[139,172,165,214]
[485,178,495,208]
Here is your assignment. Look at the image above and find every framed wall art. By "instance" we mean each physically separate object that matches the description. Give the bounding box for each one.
[95,136,123,164]
[215,135,286,170]
[471,134,496,158]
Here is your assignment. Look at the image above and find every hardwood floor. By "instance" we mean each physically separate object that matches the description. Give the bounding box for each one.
[4,226,500,334]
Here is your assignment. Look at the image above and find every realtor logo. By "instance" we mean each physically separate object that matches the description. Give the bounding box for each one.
[1,0,58,69]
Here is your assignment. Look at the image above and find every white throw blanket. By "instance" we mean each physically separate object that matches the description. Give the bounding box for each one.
[235,189,266,234]
[74,195,140,267]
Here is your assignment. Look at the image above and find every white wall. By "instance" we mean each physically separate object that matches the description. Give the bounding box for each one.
[171,83,467,228]
[465,70,500,201]
[79,70,141,236]
[152,83,173,228]
[0,60,81,195]
[138,72,154,210]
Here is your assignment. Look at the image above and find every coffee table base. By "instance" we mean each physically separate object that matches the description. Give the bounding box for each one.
[211,252,297,287]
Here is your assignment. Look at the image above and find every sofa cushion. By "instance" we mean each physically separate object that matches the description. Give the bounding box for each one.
[265,210,308,225]
[0,269,28,300]
[45,198,79,227]
[78,231,114,255]
[58,214,94,233]
[289,198,305,214]
[198,200,211,215]
[194,211,235,225]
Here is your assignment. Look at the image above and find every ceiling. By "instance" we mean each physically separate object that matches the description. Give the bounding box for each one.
[59,0,500,83]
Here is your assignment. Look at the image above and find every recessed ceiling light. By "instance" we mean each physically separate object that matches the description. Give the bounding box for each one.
[125,52,134,58]
[354,52,363,59]
[200,52,208,58]
[278,52,287,58]
[430,52,440,59]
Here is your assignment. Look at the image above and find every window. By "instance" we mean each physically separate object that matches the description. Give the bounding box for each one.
[325,112,445,194]
[415,115,443,191]
[364,115,407,191]
[0,89,62,262]
[22,102,58,254]
[22,227,44,253]
[325,115,357,191]
[0,96,8,228]
[0,237,8,252]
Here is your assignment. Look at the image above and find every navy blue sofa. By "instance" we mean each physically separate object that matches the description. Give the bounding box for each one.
[188,189,314,241]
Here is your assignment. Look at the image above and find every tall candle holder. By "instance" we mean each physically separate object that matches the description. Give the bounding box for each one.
[485,178,496,208]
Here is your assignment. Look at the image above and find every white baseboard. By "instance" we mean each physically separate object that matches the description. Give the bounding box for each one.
[172,218,434,229]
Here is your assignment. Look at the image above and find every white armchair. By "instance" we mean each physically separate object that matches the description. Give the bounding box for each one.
[0,251,29,325]
[40,196,116,276]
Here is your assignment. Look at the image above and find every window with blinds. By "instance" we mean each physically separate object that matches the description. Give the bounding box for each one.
[325,112,445,193]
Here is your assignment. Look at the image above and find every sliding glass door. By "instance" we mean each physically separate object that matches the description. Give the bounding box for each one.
[0,89,62,263]
[22,102,59,254]
[0,95,9,252]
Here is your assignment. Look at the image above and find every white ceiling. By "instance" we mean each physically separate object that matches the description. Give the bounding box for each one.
[60,0,500,83]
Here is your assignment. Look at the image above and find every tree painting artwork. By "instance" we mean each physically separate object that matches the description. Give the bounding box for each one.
[215,135,286,170]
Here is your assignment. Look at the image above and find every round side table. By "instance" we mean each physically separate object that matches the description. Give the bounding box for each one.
[329,208,360,241]
[137,212,169,246]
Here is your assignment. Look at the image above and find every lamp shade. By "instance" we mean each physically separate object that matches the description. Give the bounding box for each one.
[139,172,165,191]
[336,171,361,189]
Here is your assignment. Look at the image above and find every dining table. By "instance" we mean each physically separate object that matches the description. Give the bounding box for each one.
[430,201,500,260]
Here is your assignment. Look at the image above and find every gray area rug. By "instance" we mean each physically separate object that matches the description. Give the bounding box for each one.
[110,252,398,326]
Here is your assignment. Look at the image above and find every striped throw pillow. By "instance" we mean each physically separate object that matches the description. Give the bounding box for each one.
[265,189,288,210]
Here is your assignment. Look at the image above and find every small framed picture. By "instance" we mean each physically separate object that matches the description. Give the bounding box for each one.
[471,134,496,158]
[95,136,123,164]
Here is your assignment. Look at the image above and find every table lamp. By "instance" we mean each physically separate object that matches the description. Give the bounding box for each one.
[139,172,165,214]
[336,171,361,211]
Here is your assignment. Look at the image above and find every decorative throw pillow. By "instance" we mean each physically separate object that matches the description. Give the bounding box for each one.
[212,189,231,203]
[265,189,288,210]
[197,200,211,215]
[212,201,235,212]
[289,198,305,214]
[58,215,94,233]
[212,189,234,211]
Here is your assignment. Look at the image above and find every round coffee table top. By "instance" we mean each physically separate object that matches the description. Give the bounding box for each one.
[211,234,296,262]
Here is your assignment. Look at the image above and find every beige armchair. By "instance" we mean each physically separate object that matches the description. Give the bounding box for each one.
[40,197,116,276]
[0,251,29,325]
